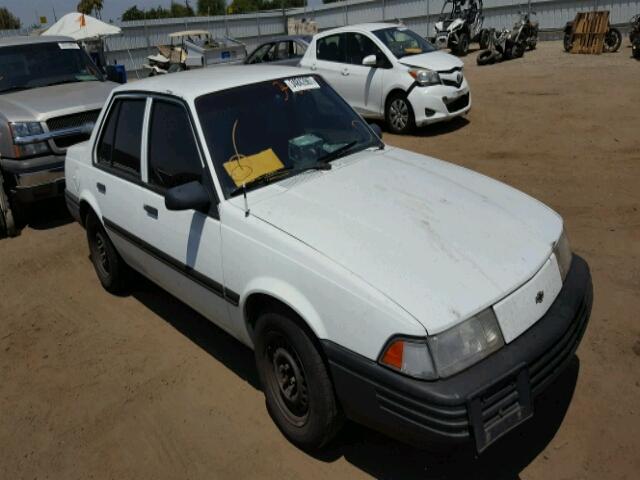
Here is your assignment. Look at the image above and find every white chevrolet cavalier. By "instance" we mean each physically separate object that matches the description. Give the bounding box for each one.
[65,66,592,453]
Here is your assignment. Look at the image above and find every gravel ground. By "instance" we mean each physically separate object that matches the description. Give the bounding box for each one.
[1,41,639,480]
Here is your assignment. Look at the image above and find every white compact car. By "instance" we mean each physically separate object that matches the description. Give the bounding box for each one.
[299,23,471,134]
[65,66,592,454]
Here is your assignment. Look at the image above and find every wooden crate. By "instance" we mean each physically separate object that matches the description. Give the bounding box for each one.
[570,11,610,54]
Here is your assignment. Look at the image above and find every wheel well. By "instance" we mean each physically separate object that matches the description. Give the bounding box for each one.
[79,200,95,227]
[385,88,408,110]
[245,293,318,345]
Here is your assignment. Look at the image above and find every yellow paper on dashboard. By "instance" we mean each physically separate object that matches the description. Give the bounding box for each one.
[223,148,285,187]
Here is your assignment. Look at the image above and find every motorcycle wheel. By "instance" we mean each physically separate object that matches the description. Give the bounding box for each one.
[479,29,490,50]
[528,36,538,50]
[633,38,640,60]
[603,28,622,53]
[476,50,497,66]
[563,33,573,52]
[511,42,525,59]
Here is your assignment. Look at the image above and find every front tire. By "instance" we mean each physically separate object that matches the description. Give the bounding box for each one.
[455,32,470,56]
[86,213,130,294]
[479,29,490,50]
[254,311,342,450]
[0,175,17,238]
[385,93,415,135]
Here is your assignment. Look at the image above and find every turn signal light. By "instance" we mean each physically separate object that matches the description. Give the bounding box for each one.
[379,338,437,380]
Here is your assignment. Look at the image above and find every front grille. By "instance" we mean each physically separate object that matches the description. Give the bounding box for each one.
[46,110,101,149]
[445,93,470,113]
[442,77,463,88]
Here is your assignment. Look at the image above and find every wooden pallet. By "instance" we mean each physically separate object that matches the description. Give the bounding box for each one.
[570,11,610,54]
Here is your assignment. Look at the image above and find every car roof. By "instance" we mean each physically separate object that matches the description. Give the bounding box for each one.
[257,35,312,44]
[113,65,310,101]
[317,22,403,36]
[0,35,75,47]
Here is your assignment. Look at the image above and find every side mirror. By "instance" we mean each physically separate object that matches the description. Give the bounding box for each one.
[165,180,210,212]
[362,54,377,67]
[369,122,383,140]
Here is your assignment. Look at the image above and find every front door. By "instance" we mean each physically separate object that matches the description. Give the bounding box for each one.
[135,97,232,333]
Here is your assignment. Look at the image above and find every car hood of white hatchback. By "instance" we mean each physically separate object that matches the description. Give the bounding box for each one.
[246,147,562,335]
[400,50,464,72]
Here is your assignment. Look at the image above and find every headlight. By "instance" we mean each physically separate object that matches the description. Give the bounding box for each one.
[553,228,572,282]
[409,68,441,86]
[9,122,50,158]
[379,308,505,380]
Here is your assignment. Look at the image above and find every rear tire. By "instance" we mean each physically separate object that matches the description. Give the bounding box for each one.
[455,32,470,56]
[511,42,525,59]
[254,311,343,450]
[0,175,17,238]
[563,33,573,52]
[603,27,622,53]
[479,29,490,50]
[86,213,130,294]
[385,92,415,135]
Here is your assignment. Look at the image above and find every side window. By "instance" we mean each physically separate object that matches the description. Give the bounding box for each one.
[147,100,202,190]
[317,34,346,63]
[248,42,273,64]
[96,98,145,176]
[276,41,291,60]
[347,33,386,65]
[293,41,307,57]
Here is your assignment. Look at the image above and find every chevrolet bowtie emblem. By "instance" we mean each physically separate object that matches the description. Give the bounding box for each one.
[535,290,544,304]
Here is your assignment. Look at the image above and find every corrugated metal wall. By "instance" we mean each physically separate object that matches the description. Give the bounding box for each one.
[2,0,638,71]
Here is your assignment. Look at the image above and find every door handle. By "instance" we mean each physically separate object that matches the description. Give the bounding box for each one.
[342,68,349,76]
[310,63,317,70]
[96,182,106,194]
[143,204,158,219]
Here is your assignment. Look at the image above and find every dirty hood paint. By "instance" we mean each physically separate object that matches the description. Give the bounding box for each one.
[400,50,464,72]
[247,147,563,334]
[0,81,116,121]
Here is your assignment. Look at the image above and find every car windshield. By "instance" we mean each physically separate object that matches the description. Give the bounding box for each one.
[196,75,381,198]
[373,26,436,58]
[0,41,103,94]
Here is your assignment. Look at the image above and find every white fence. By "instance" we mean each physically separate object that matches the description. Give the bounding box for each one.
[2,0,638,71]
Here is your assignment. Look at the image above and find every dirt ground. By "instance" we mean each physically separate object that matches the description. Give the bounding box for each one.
[1,41,639,480]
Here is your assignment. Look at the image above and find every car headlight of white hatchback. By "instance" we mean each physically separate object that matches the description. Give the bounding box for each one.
[553,229,572,282]
[409,68,441,86]
[380,308,505,380]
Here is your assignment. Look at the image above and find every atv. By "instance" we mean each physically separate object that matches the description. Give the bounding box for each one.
[433,0,489,56]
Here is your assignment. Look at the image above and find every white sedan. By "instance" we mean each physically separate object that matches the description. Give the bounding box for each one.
[300,23,471,134]
[65,66,592,453]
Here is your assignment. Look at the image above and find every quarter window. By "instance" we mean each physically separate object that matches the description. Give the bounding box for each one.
[317,34,346,63]
[96,98,145,176]
[147,100,202,190]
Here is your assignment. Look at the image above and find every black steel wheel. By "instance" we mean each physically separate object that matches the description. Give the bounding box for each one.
[255,310,342,450]
[86,213,129,294]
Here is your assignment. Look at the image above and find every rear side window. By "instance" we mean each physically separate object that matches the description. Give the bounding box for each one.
[96,98,145,177]
[317,34,346,63]
[147,100,202,190]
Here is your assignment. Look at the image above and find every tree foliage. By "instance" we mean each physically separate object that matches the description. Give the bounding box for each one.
[121,3,196,21]
[0,7,21,29]
[228,0,304,15]
[77,0,104,18]
[197,0,226,16]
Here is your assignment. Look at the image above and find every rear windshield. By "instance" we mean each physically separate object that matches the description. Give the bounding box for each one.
[0,42,103,94]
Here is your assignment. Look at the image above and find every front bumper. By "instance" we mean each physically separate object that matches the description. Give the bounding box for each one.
[0,155,65,203]
[408,83,471,126]
[322,254,592,453]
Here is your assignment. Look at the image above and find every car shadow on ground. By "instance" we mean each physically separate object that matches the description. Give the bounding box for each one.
[6,197,73,237]
[371,116,470,139]
[130,277,579,480]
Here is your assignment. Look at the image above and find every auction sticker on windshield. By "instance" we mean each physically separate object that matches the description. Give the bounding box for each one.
[58,43,80,50]
[284,76,320,92]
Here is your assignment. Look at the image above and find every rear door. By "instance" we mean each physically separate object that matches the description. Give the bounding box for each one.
[311,33,349,95]
[134,97,233,332]
[92,95,149,268]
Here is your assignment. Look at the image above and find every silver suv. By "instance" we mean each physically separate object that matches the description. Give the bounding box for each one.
[0,35,116,237]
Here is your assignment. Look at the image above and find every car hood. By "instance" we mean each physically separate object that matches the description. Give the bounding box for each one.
[0,81,116,121]
[246,147,562,334]
[400,50,463,72]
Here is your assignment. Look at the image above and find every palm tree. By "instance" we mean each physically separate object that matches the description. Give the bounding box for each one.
[77,0,104,19]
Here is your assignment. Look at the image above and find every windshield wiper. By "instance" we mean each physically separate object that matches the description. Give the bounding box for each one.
[317,141,358,163]
[230,161,331,196]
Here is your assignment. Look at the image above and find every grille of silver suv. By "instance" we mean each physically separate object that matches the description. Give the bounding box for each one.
[46,110,101,149]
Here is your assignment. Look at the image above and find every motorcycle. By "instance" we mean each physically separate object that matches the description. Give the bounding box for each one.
[433,0,489,56]
[630,14,640,59]
[563,19,622,53]
[476,28,524,65]
[511,10,539,50]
